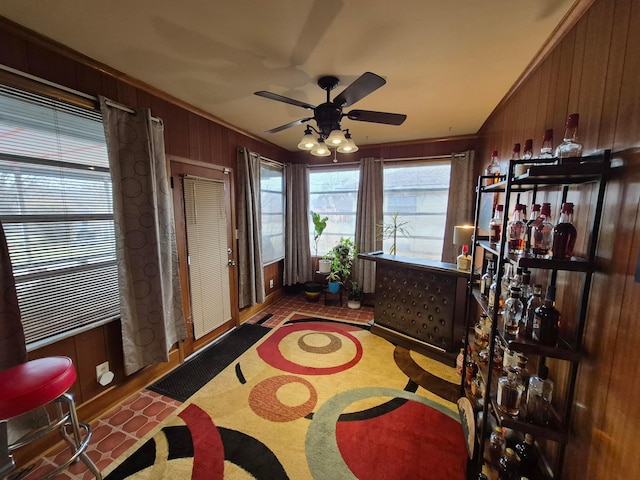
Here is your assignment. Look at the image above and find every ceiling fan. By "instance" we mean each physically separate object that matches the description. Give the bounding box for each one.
[254,72,407,155]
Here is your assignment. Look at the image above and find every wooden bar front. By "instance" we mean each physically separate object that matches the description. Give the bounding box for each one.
[359,253,468,366]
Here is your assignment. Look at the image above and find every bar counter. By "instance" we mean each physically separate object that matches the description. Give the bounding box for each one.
[359,252,468,366]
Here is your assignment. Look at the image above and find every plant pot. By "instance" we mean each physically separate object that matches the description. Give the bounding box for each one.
[318,259,331,274]
[347,300,361,309]
[327,281,340,293]
[303,282,323,302]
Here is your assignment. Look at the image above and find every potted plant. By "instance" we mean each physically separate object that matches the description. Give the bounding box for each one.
[304,211,329,301]
[347,281,364,309]
[311,211,329,272]
[377,212,411,255]
[325,238,358,293]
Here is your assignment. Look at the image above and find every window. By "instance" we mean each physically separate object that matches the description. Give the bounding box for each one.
[383,161,451,261]
[0,85,118,348]
[260,161,284,264]
[308,166,360,257]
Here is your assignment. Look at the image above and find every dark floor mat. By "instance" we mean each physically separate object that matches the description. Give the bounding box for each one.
[148,323,271,402]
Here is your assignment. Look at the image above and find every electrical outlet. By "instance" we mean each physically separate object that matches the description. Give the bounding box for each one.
[96,361,109,382]
[269,279,274,289]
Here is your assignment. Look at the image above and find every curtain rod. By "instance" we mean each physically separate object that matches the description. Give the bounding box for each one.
[239,147,285,168]
[308,152,468,168]
[0,63,161,123]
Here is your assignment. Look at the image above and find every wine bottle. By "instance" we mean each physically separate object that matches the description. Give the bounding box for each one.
[552,202,577,260]
[554,113,584,162]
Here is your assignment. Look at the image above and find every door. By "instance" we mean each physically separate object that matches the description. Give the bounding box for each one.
[183,176,231,339]
[169,158,237,357]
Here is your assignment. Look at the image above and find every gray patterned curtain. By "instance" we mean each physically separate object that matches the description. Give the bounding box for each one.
[0,220,26,371]
[100,97,186,376]
[284,163,312,286]
[354,158,383,293]
[442,150,475,264]
[237,147,265,308]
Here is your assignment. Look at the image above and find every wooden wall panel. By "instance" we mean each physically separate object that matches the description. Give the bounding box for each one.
[476,1,640,478]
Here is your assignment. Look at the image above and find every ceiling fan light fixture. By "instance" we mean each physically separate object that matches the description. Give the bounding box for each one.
[326,128,346,146]
[310,139,331,157]
[297,127,317,150]
[336,130,358,153]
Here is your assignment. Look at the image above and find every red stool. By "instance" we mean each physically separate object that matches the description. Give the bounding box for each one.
[0,357,101,479]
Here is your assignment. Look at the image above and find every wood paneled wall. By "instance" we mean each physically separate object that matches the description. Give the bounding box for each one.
[475,0,640,478]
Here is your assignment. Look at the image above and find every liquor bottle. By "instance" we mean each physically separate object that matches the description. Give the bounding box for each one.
[532,202,554,258]
[554,113,584,161]
[489,205,504,246]
[522,139,533,160]
[503,286,523,336]
[499,263,512,312]
[498,448,521,480]
[456,347,464,376]
[524,203,540,255]
[522,284,543,339]
[510,143,521,176]
[456,244,472,272]
[532,285,561,346]
[515,433,537,477]
[489,426,506,467]
[497,367,525,416]
[507,204,526,254]
[480,259,495,298]
[539,129,554,159]
[474,313,491,348]
[520,268,532,304]
[526,365,554,425]
[485,150,501,184]
[517,355,530,394]
[488,272,499,316]
[551,202,577,259]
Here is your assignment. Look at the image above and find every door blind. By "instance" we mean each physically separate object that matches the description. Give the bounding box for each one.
[0,84,119,348]
[183,177,231,339]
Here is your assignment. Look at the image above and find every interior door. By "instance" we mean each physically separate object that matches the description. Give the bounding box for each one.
[169,158,237,357]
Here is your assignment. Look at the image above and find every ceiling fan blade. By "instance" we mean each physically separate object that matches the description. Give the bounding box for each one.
[265,117,313,134]
[346,110,407,125]
[255,91,315,110]
[333,72,386,107]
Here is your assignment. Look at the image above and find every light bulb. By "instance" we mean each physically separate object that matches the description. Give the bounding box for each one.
[310,140,331,157]
[326,129,346,146]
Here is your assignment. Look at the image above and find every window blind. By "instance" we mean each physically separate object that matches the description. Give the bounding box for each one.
[0,84,119,348]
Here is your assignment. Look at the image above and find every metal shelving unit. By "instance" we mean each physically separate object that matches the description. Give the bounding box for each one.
[462,151,611,479]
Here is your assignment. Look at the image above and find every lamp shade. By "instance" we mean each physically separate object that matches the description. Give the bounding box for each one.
[326,129,346,146]
[337,136,358,153]
[453,225,474,246]
[298,133,318,150]
[310,139,331,157]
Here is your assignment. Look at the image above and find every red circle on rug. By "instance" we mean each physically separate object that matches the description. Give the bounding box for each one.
[256,322,363,375]
[249,375,318,422]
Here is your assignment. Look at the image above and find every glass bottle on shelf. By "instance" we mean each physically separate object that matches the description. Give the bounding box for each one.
[539,129,554,159]
[551,202,577,259]
[497,366,525,416]
[509,142,521,176]
[532,202,554,258]
[503,286,523,336]
[522,139,533,160]
[498,448,521,480]
[474,313,491,348]
[456,347,464,376]
[500,263,513,310]
[522,284,543,340]
[485,150,501,184]
[554,113,584,161]
[507,204,526,254]
[456,244,472,272]
[515,433,537,477]
[532,285,561,347]
[488,271,499,316]
[520,268,532,304]
[517,355,530,393]
[489,204,504,247]
[480,259,495,298]
[526,365,554,425]
[489,426,506,467]
[502,347,519,373]
[524,203,540,255]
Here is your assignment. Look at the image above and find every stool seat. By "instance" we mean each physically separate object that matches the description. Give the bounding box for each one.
[0,357,76,421]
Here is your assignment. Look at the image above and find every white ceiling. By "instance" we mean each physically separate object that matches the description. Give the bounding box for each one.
[0,0,577,151]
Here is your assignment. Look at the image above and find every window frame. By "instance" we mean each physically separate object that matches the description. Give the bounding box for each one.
[259,159,285,266]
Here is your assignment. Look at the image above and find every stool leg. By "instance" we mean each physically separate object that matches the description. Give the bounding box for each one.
[0,422,15,480]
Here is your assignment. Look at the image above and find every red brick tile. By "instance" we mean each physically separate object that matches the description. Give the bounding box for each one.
[108,409,135,426]
[97,431,128,452]
[141,401,166,417]
[111,437,137,459]
[128,395,154,411]
[122,414,148,433]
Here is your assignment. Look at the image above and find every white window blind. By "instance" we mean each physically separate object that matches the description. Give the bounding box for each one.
[260,161,284,265]
[0,84,119,348]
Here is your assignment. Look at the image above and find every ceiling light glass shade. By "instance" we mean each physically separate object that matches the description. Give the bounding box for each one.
[326,129,347,146]
[337,135,358,153]
[297,130,318,150]
[310,140,331,157]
